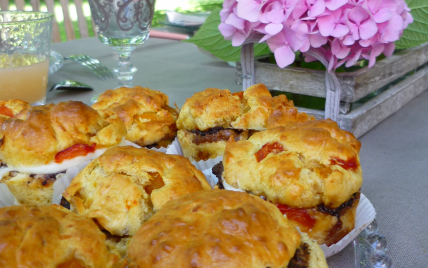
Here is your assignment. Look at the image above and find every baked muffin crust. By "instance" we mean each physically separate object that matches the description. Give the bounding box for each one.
[176,84,314,161]
[128,190,327,268]
[92,86,178,148]
[63,146,212,236]
[0,205,126,268]
[0,101,126,167]
[222,119,362,245]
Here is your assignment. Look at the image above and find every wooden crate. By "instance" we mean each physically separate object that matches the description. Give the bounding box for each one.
[236,44,428,137]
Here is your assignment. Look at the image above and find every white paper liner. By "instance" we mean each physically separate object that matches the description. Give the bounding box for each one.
[202,169,216,189]
[203,167,218,189]
[321,193,376,257]
[124,140,170,153]
[166,137,183,156]
[0,183,20,207]
[166,137,223,172]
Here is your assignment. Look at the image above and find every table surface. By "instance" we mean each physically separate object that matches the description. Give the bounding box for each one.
[48,36,428,268]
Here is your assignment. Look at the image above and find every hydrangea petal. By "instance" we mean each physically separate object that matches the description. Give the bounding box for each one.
[259,12,270,23]
[331,39,341,55]
[345,49,362,67]
[218,23,236,38]
[259,34,272,43]
[373,8,392,23]
[331,24,349,37]
[309,33,328,47]
[367,0,383,14]
[237,0,263,22]
[348,22,360,40]
[318,15,335,37]
[225,13,245,30]
[223,0,236,10]
[274,45,296,68]
[304,53,317,62]
[265,23,284,35]
[293,2,309,19]
[325,0,348,11]
[268,8,286,24]
[369,44,384,68]
[336,46,350,59]
[383,43,395,57]
[308,0,326,17]
[231,31,246,46]
[348,7,369,24]
[359,20,378,40]
[342,34,355,45]
[284,26,303,51]
[382,14,403,42]
[359,39,372,47]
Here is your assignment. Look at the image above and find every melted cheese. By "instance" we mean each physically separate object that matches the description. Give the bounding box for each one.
[0,140,127,177]
[222,179,246,192]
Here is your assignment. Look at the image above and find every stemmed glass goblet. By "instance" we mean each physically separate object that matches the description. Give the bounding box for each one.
[88,0,156,88]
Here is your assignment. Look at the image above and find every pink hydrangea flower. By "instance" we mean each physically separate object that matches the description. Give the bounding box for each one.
[219,0,413,70]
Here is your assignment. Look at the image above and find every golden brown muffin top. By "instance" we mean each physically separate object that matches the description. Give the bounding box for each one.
[0,99,31,118]
[223,119,362,208]
[128,190,301,268]
[0,205,126,268]
[176,84,314,131]
[0,101,127,167]
[0,99,31,141]
[92,86,178,147]
[63,146,212,236]
[93,86,170,112]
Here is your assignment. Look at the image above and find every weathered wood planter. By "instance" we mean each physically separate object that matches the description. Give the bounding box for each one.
[236,43,428,138]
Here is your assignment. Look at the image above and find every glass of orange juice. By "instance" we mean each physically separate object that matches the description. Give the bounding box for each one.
[0,11,53,105]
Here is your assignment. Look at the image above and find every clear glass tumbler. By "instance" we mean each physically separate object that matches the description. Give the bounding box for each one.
[0,11,53,105]
[88,0,156,88]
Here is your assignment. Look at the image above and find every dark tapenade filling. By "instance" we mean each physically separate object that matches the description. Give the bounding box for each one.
[190,127,255,145]
[29,171,66,186]
[287,243,310,268]
[143,124,178,149]
[317,191,360,217]
[60,196,70,209]
[212,161,224,189]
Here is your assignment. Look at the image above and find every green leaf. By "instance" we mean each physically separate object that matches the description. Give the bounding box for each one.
[395,0,428,49]
[184,10,271,62]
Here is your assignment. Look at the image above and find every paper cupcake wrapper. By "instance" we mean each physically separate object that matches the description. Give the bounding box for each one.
[0,183,20,207]
[203,167,219,189]
[166,138,223,172]
[0,161,91,208]
[124,140,170,153]
[166,137,183,156]
[321,193,376,257]
[51,160,92,205]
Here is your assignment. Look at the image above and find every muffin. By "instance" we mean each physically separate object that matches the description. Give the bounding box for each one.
[92,86,179,148]
[0,205,127,267]
[128,190,328,268]
[63,146,212,256]
[176,83,313,161]
[219,119,362,246]
[0,101,127,206]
